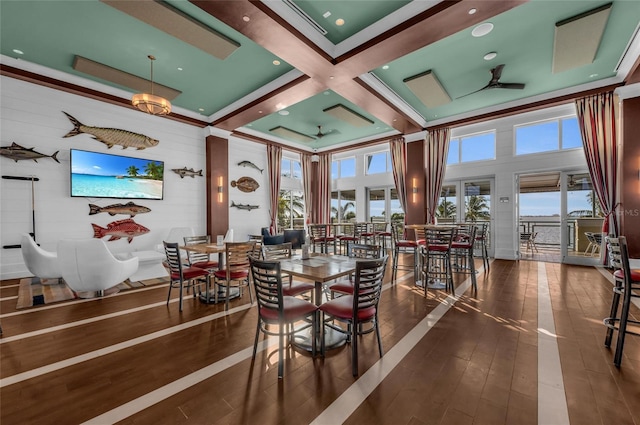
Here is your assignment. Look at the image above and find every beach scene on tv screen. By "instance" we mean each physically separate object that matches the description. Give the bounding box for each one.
[71,150,163,199]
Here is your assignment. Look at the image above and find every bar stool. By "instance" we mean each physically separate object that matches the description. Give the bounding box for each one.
[450,224,477,290]
[419,226,456,296]
[603,236,640,367]
[337,223,358,255]
[373,221,392,251]
[309,224,335,253]
[474,222,490,271]
[358,222,376,244]
[391,222,418,284]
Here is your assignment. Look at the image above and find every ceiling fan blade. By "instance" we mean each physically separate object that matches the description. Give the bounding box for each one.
[455,83,491,99]
[496,82,525,89]
[489,64,505,84]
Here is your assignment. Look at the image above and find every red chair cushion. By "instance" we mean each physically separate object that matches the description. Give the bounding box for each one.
[319,295,376,321]
[173,266,209,280]
[328,280,354,295]
[339,236,358,241]
[396,240,417,248]
[451,242,473,249]
[282,281,315,297]
[260,296,317,321]
[214,269,249,280]
[613,269,640,282]
[427,244,449,252]
[192,260,218,270]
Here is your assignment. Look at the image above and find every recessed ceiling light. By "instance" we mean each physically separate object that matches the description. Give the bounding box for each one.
[242,15,250,22]
[12,49,24,55]
[483,52,497,61]
[590,73,599,78]
[273,60,281,66]
[177,67,183,71]
[258,110,263,114]
[382,65,389,70]
[323,91,330,95]
[468,8,477,15]
[323,11,331,18]
[278,110,289,116]
[198,108,204,112]
[472,22,494,37]
[329,76,334,79]
[335,18,345,26]
[248,124,252,127]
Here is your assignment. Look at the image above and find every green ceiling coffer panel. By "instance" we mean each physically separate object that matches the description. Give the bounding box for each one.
[552,3,612,73]
[323,104,374,127]
[101,0,240,60]
[73,56,182,99]
[403,70,451,108]
[270,126,315,143]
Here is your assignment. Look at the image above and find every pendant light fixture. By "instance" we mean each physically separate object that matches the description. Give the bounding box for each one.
[131,55,171,115]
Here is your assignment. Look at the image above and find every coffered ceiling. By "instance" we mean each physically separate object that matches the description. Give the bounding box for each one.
[1,0,639,152]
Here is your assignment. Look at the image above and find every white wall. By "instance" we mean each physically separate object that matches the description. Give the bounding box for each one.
[1,77,208,279]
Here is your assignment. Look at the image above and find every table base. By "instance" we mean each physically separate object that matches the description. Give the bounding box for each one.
[292,326,347,352]
[199,287,241,304]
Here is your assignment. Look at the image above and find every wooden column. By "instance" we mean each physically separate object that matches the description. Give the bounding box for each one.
[206,135,229,239]
[405,140,426,236]
[621,96,640,257]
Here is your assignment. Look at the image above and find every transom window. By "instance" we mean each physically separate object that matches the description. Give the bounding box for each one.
[281,158,301,179]
[447,131,496,165]
[331,157,356,179]
[365,151,392,175]
[515,117,581,155]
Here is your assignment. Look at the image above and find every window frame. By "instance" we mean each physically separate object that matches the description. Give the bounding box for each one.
[514,115,582,156]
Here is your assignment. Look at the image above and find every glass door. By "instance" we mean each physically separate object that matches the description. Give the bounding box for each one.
[562,171,603,265]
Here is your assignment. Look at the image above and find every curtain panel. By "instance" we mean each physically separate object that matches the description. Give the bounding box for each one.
[389,137,408,224]
[267,144,282,234]
[301,153,313,227]
[316,153,332,224]
[425,128,451,224]
[575,91,620,239]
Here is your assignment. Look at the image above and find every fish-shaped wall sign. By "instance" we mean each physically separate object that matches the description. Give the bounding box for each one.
[230,201,259,211]
[237,160,263,174]
[89,202,151,217]
[92,218,150,243]
[231,176,259,192]
[172,167,203,178]
[1,142,60,163]
[62,111,159,150]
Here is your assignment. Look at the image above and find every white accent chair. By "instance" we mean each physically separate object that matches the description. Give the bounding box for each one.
[21,233,63,282]
[58,238,139,298]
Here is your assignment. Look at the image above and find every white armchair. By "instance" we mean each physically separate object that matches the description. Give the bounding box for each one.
[21,233,63,282]
[57,238,139,297]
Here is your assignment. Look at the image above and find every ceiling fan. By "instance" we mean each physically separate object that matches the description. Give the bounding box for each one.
[568,174,589,188]
[312,125,337,139]
[457,64,526,98]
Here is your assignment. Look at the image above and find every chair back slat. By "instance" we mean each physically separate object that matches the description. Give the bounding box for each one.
[183,235,211,266]
[249,258,283,314]
[424,227,456,249]
[226,241,255,273]
[262,242,292,260]
[391,221,404,244]
[353,256,388,313]
[347,243,381,259]
[163,242,183,277]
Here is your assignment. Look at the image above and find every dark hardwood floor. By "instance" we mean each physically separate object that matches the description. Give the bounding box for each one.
[1,255,638,425]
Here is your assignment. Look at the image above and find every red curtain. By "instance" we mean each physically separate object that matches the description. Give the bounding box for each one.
[389,137,407,224]
[575,91,620,239]
[425,128,450,224]
[267,144,282,234]
[301,153,313,227]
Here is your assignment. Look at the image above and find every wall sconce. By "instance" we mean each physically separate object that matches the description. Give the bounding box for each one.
[412,178,418,203]
[217,176,224,203]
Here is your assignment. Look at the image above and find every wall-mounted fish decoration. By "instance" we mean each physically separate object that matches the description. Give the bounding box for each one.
[1,142,60,163]
[92,218,149,243]
[172,167,203,178]
[230,201,259,211]
[62,111,159,150]
[89,201,151,217]
[237,160,263,174]
[231,176,259,193]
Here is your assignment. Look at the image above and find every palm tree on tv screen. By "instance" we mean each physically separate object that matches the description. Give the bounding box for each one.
[126,165,139,177]
[144,162,163,180]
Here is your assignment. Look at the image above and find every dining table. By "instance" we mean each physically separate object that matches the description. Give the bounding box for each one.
[278,252,358,352]
[179,242,237,304]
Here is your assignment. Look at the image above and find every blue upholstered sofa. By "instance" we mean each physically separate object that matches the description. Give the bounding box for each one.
[261,228,305,249]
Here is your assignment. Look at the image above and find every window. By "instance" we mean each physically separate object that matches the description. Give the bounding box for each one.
[365,151,392,175]
[331,190,356,222]
[448,131,495,164]
[331,157,356,179]
[281,158,301,179]
[278,189,304,229]
[515,117,581,155]
[367,187,404,222]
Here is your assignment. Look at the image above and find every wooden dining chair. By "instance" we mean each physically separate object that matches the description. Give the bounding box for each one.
[249,257,318,378]
[319,256,389,376]
[213,241,255,310]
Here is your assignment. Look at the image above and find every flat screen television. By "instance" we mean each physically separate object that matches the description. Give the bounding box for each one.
[70,149,164,200]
